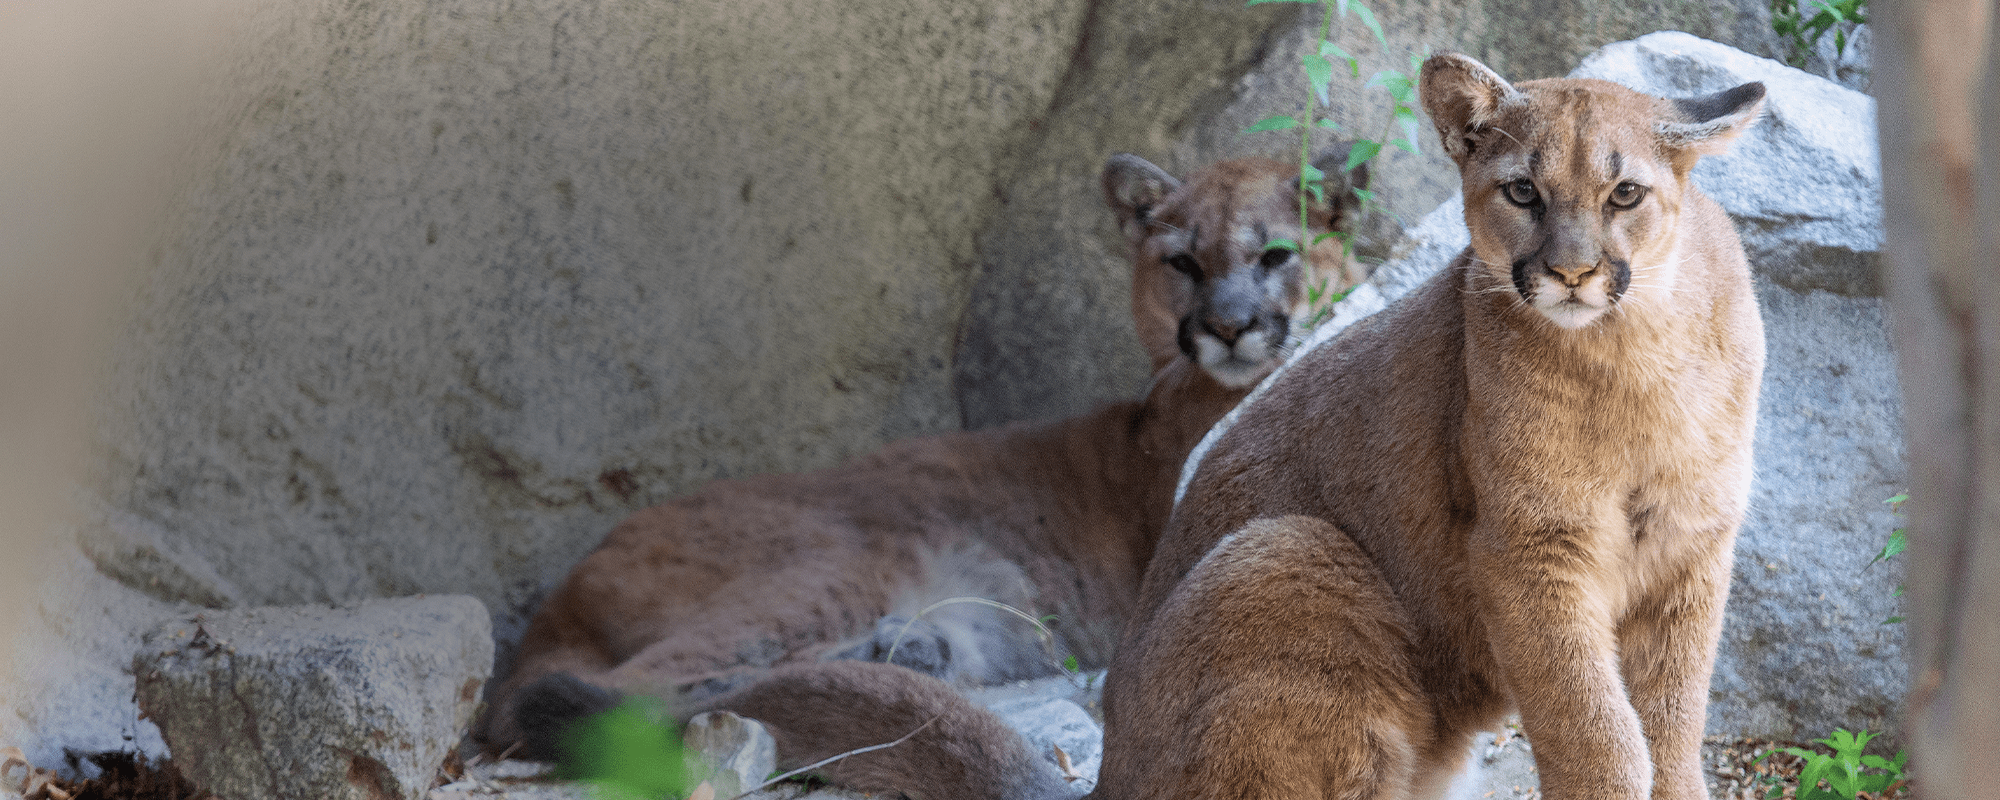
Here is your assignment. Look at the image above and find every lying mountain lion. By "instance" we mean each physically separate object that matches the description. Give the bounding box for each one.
[478,152,1371,799]
[1088,54,1766,800]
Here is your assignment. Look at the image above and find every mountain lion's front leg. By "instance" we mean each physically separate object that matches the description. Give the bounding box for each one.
[1617,536,1735,800]
[1470,514,1651,800]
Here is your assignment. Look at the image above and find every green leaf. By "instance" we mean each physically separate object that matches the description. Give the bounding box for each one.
[1304,54,1335,105]
[1885,493,1909,506]
[1828,758,1863,797]
[1350,0,1387,48]
[1320,40,1361,78]
[1267,238,1301,252]
[1389,138,1418,155]
[1310,231,1347,246]
[1063,654,1080,673]
[1367,70,1416,104]
[1315,118,1343,130]
[1343,139,1382,173]
[1395,106,1422,153]
[1871,529,1906,564]
[557,698,692,800]
[1884,615,1906,624]
[1351,187,1376,204]
[1245,115,1303,133]
[1794,752,1833,797]
[1300,163,1326,183]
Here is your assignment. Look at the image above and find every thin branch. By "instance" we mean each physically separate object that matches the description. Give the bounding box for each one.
[724,716,940,800]
[883,597,1054,665]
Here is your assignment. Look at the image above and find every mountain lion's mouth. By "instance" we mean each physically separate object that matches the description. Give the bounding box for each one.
[1530,277,1615,330]
[1191,328,1280,388]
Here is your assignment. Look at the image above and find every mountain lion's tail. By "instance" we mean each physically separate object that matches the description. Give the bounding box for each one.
[513,660,1081,800]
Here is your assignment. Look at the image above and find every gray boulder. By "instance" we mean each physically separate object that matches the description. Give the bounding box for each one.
[683,711,778,798]
[977,681,1104,790]
[1192,32,1904,743]
[133,596,493,800]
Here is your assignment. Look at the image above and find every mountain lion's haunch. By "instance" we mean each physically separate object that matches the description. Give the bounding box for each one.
[1088,54,1766,800]
[478,152,1370,800]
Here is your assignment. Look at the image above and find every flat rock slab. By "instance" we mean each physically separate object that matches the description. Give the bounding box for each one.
[134,595,493,800]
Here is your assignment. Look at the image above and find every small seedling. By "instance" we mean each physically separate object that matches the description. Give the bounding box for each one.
[1872,493,1907,623]
[1755,728,1907,799]
[1243,0,1419,329]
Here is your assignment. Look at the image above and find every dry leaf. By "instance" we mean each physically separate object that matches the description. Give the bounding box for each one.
[2,745,56,799]
[1052,744,1082,782]
[2,746,29,788]
[686,780,715,800]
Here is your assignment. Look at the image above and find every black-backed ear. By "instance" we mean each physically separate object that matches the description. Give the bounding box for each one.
[1102,154,1182,237]
[1419,53,1520,164]
[1302,142,1371,224]
[1657,82,1766,161]
[1308,143,1370,196]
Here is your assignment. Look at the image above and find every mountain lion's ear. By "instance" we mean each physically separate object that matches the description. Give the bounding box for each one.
[1308,143,1370,197]
[1657,82,1767,162]
[1102,154,1183,237]
[1419,53,1521,164]
[1301,142,1371,227]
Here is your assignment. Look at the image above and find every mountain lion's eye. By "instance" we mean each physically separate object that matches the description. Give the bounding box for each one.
[1166,253,1200,277]
[1258,247,1292,270]
[1608,181,1647,209]
[1503,179,1540,207]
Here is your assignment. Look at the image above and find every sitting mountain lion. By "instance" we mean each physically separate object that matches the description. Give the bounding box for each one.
[1088,54,1766,800]
[478,152,1371,799]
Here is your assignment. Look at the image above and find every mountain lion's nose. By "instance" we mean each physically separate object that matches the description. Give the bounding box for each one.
[1205,313,1250,344]
[1549,263,1596,286]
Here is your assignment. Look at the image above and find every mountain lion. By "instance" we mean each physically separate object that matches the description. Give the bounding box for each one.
[478,152,1371,800]
[1089,54,1766,800]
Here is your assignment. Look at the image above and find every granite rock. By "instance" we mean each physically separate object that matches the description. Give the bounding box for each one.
[133,596,493,800]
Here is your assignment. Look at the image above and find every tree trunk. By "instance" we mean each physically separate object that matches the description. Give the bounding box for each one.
[1874,0,2000,796]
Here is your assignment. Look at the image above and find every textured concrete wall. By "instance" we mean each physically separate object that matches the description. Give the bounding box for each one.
[83,0,1087,644]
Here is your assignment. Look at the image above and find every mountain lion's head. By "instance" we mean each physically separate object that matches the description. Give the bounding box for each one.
[1421,54,1764,330]
[1102,152,1368,387]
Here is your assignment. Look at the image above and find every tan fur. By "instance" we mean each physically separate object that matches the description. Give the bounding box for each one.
[1089,54,1766,800]
[478,153,1369,799]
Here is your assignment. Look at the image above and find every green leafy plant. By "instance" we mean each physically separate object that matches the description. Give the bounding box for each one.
[1770,0,1868,72]
[1873,492,1907,624]
[1752,494,1911,799]
[555,697,693,800]
[1243,0,1420,329]
[1755,729,1907,799]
